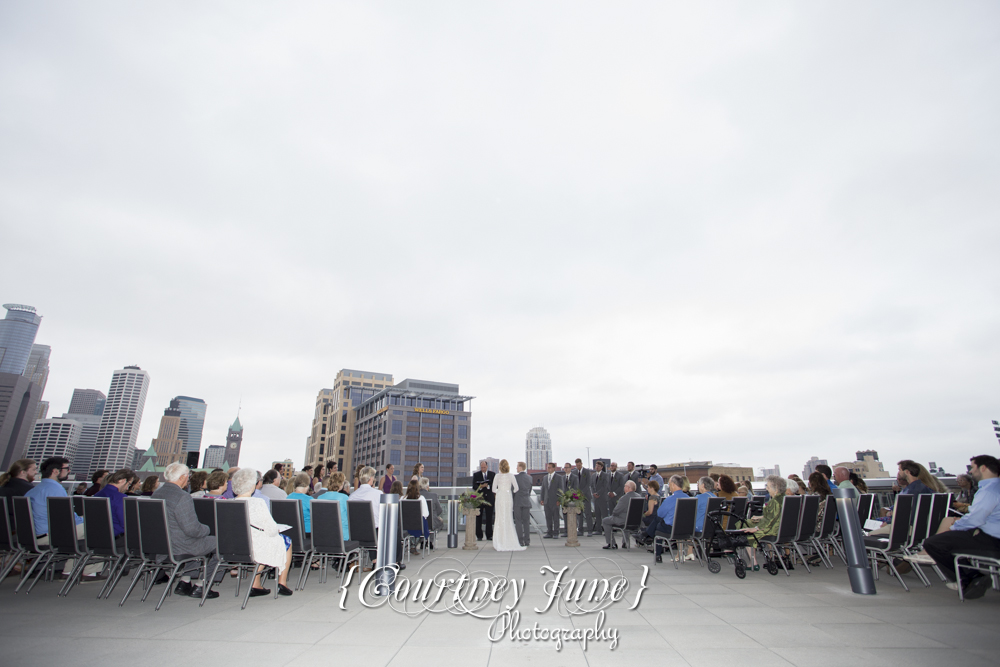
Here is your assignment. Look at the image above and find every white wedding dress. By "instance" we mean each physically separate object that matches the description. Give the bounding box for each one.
[492,472,526,552]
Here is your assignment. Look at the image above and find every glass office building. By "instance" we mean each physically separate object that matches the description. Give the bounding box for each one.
[0,304,42,375]
[173,396,207,453]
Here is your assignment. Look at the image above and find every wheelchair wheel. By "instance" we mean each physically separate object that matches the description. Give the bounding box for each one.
[734,559,746,579]
[766,559,780,576]
[707,559,721,574]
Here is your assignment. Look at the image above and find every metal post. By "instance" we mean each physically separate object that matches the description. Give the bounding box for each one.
[375,493,399,597]
[447,499,459,548]
[833,487,876,595]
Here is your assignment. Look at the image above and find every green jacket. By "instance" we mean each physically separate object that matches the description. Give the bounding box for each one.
[755,494,784,539]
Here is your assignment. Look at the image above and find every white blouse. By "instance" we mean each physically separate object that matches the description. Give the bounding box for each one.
[238,497,288,573]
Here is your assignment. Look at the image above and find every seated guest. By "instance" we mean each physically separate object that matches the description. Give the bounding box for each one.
[203,471,229,499]
[316,472,351,540]
[741,475,787,571]
[785,480,801,496]
[189,471,209,498]
[152,462,222,599]
[348,466,382,526]
[923,455,1000,599]
[954,473,978,513]
[353,464,364,495]
[85,470,109,496]
[695,477,717,532]
[140,476,159,496]
[221,467,240,499]
[808,471,833,526]
[603,480,642,549]
[404,479,430,552]
[126,474,142,496]
[850,472,868,494]
[679,476,691,495]
[897,460,941,496]
[259,469,287,501]
[287,473,314,534]
[390,480,404,496]
[419,477,444,534]
[94,469,132,539]
[25,457,103,580]
[641,480,660,529]
[250,470,272,510]
[833,467,856,492]
[74,483,88,496]
[638,475,687,562]
[715,475,737,501]
[0,458,36,524]
[231,468,294,597]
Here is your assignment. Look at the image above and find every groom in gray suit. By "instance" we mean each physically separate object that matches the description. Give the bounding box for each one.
[540,462,563,538]
[513,462,533,547]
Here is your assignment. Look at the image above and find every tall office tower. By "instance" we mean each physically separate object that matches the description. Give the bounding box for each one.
[173,396,207,454]
[351,378,473,487]
[68,389,107,416]
[225,415,244,467]
[802,456,828,479]
[525,426,553,471]
[0,304,42,375]
[25,418,81,463]
[483,457,500,473]
[760,465,782,479]
[203,445,226,469]
[150,399,185,466]
[92,366,150,471]
[63,413,102,477]
[303,369,394,474]
[23,344,50,392]
[35,401,49,421]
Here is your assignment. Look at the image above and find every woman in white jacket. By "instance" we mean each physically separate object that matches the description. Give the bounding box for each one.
[232,468,294,597]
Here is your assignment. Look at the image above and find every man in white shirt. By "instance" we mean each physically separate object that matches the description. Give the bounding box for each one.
[260,469,287,501]
[348,466,382,526]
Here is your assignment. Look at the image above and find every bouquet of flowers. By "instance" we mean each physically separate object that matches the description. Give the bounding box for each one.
[559,488,585,509]
[459,490,491,510]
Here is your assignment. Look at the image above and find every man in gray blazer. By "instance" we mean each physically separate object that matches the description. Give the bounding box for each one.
[513,462,533,547]
[151,462,222,599]
[625,462,643,491]
[591,461,611,535]
[602,481,642,548]
[609,462,626,516]
[540,462,563,538]
[572,458,594,535]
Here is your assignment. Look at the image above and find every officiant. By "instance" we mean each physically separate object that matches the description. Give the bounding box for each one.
[471,460,496,540]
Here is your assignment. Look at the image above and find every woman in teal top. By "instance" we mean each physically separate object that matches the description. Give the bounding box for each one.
[316,472,351,540]
[287,472,314,534]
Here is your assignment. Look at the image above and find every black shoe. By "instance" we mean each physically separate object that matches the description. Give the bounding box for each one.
[278,584,293,596]
[398,562,406,571]
[249,587,270,597]
[655,555,662,563]
[190,586,219,599]
[154,573,170,585]
[174,581,192,596]
[602,544,613,549]
[963,575,991,600]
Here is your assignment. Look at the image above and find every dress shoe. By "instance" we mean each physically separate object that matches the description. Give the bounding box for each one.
[174,580,193,596]
[154,573,170,585]
[655,555,662,563]
[191,586,219,599]
[278,584,293,596]
[248,587,271,597]
[963,575,991,600]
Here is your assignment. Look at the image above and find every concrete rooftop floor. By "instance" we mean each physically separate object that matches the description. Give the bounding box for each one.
[2,532,998,667]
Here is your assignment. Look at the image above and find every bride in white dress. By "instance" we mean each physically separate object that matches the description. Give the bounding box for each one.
[492,459,526,552]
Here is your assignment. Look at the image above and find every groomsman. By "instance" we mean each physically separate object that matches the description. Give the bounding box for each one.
[561,463,573,536]
[540,462,563,538]
[608,462,626,515]
[513,462,533,546]
[471,460,496,540]
[571,458,594,536]
[592,461,610,535]
[625,462,643,491]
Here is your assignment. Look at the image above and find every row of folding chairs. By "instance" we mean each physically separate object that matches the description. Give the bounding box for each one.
[863,492,952,591]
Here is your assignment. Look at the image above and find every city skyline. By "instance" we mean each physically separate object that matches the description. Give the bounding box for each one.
[3,5,999,478]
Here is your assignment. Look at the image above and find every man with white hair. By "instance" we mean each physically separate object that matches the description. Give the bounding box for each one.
[348,466,381,525]
[152,462,222,599]
[602,481,642,549]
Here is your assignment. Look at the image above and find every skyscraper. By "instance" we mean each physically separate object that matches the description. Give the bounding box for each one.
[203,445,227,469]
[68,389,106,416]
[225,414,243,468]
[92,366,150,471]
[63,412,102,478]
[23,344,50,394]
[150,399,185,467]
[525,426,553,471]
[0,304,42,375]
[173,396,207,455]
[25,418,82,463]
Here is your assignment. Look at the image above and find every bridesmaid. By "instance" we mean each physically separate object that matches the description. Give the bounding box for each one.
[379,464,397,494]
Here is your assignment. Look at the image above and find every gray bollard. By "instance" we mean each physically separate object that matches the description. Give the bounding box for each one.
[447,499,459,548]
[833,487,876,595]
[375,493,400,597]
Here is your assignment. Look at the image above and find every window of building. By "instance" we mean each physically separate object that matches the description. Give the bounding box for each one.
[340,434,346,447]
[458,443,467,449]
[458,416,468,421]
[390,449,401,466]
[457,426,468,439]
[457,454,467,468]
[321,424,326,435]
[393,410,403,415]
[391,420,402,435]
[391,439,402,445]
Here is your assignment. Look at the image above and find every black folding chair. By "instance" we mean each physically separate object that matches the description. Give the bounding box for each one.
[692,497,725,564]
[400,499,427,560]
[270,499,313,590]
[757,496,803,576]
[864,493,914,591]
[856,494,873,526]
[114,498,148,604]
[210,500,277,609]
[348,501,378,567]
[12,498,50,594]
[193,498,217,536]
[813,498,845,566]
[611,497,646,550]
[308,500,359,585]
[653,497,698,568]
[898,493,934,587]
[0,498,22,582]
[72,496,85,517]
[47,497,88,596]
[790,495,820,573]
[81,497,126,600]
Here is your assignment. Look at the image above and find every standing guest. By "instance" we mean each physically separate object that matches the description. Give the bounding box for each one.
[591,461,610,536]
[152,462,223,599]
[189,471,209,498]
[625,462,643,491]
[203,471,228,499]
[286,473,314,534]
[716,475,737,501]
[602,481,642,549]
[640,480,661,529]
[84,470,109,496]
[25,457,103,580]
[570,458,594,536]
[404,479,430,551]
[260,469,287,501]
[512,462,533,547]
[419,477,444,535]
[379,464,397,494]
[472,460,496,541]
[0,458,36,524]
[316,472,351,540]
[540,462,563,539]
[141,476,159,496]
[646,465,664,492]
[608,462,625,516]
[560,463,573,537]
[231,468,294,598]
[412,463,424,481]
[94,469,132,539]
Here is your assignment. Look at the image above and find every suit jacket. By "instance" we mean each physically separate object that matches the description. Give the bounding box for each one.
[421,490,444,531]
[574,467,593,498]
[540,472,563,505]
[612,490,643,523]
[513,472,532,509]
[151,481,214,556]
[472,470,496,503]
[592,469,611,499]
[610,470,626,498]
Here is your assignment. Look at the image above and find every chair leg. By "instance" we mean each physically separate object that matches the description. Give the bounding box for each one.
[155,565,182,610]
[14,553,45,593]
[296,551,311,590]
[60,553,90,596]
[882,551,910,592]
[792,543,812,573]
[22,553,54,594]
[240,568,256,610]
[201,561,221,607]
[0,549,24,582]
[119,564,147,606]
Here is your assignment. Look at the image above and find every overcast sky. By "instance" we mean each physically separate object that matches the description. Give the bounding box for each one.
[2,2,998,479]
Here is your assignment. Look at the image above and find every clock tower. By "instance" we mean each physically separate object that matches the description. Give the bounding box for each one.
[226,414,243,467]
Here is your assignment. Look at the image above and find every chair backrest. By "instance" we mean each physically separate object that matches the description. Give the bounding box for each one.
[816,497,838,539]
[928,493,950,535]
[0,497,13,552]
[311,500,347,555]
[82,497,118,557]
[192,498,217,536]
[214,500,255,565]
[624,496,645,531]
[907,493,934,550]
[72,495,85,517]
[774,496,802,543]
[136,499,174,562]
[796,495,820,541]
[699,497,725,540]
[47,496,81,556]
[729,496,748,519]
[270,499,307,552]
[400,499,424,532]
[886,493,914,551]
[348,501,377,543]
[669,498,698,540]
[123,497,143,558]
[856,494,873,524]
[12,497,40,553]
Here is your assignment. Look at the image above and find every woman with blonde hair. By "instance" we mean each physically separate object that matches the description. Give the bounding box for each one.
[316,472,351,539]
[287,473,314,534]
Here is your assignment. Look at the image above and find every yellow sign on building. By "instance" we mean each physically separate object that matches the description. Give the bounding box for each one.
[414,407,450,415]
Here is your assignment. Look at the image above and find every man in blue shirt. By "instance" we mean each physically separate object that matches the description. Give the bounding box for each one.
[924,455,1000,599]
[897,460,934,496]
[640,475,687,562]
[94,469,132,539]
[645,465,664,493]
[24,457,103,579]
